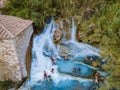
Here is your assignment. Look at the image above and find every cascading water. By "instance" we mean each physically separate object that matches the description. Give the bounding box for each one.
[30,20,63,83]
[20,19,108,90]
[60,18,100,60]
[71,18,76,41]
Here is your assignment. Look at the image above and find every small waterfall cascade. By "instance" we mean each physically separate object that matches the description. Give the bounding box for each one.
[71,18,76,41]
[21,18,106,90]
[60,18,100,59]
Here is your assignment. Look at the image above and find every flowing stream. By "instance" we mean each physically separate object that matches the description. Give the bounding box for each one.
[20,19,107,90]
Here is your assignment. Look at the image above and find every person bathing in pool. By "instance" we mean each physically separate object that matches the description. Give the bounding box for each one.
[50,55,58,65]
[43,71,47,80]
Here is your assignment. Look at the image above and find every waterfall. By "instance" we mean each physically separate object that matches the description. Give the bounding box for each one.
[30,20,59,82]
[21,19,102,90]
[65,18,100,58]
[71,18,76,41]
[29,20,93,84]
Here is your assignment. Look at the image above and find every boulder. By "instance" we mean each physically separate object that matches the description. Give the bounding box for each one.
[54,28,63,43]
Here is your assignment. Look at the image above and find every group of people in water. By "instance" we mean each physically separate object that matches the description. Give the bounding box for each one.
[43,54,70,80]
[43,55,58,80]
[43,55,96,79]
[43,68,55,80]
[72,67,81,75]
[84,56,94,64]
[43,54,104,88]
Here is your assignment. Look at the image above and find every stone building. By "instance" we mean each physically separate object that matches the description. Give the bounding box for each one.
[0,15,33,81]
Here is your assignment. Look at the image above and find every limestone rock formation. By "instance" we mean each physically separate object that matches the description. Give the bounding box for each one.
[54,28,63,43]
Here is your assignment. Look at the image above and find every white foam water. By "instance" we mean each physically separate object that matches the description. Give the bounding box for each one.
[71,18,76,41]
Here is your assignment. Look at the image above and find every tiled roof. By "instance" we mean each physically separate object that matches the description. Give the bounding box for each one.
[0,15,33,39]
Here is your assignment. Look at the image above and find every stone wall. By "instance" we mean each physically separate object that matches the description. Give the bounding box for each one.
[26,33,33,77]
[14,25,33,78]
[0,25,33,81]
[0,39,22,81]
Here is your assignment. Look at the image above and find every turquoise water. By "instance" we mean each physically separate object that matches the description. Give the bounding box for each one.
[56,59,96,77]
[31,79,94,90]
[30,56,97,90]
